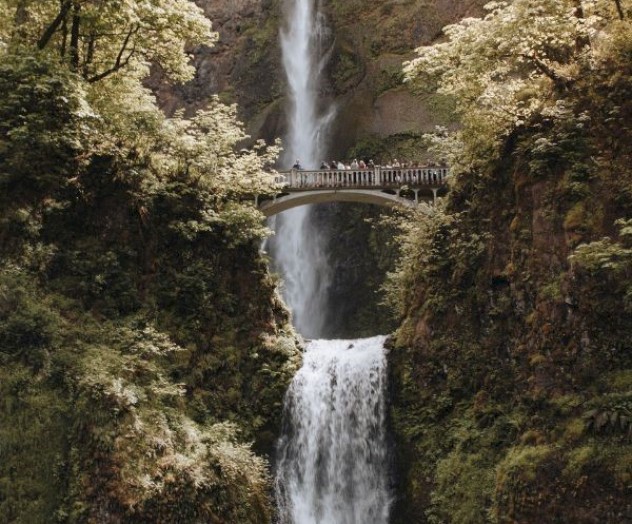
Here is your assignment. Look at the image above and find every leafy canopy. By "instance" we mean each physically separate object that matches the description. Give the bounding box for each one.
[0,0,216,82]
[404,0,629,171]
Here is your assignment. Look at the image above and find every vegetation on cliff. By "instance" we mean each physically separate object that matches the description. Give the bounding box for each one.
[387,1,632,522]
[0,2,300,522]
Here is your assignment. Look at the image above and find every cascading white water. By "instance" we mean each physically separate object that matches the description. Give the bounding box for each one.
[273,2,391,522]
[269,0,334,338]
[276,337,392,524]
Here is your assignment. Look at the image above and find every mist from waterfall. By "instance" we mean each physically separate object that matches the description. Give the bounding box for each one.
[268,0,335,339]
[275,337,392,524]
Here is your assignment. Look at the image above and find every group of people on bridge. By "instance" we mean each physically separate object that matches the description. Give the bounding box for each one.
[292,158,444,171]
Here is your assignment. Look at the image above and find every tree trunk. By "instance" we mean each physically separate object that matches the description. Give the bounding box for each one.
[84,34,96,77]
[69,2,81,71]
[614,0,625,19]
[37,0,72,50]
[60,13,68,57]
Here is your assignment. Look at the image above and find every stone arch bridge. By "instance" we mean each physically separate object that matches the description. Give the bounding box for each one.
[257,166,449,217]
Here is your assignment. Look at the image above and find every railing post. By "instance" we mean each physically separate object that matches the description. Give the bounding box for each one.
[375,167,381,186]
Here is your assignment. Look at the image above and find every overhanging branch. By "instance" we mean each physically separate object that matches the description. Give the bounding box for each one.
[87,24,139,83]
[37,0,72,49]
[520,53,572,90]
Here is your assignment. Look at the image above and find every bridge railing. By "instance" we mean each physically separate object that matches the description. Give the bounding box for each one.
[276,167,449,189]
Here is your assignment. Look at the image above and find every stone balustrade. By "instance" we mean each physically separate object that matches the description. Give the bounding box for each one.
[276,167,449,190]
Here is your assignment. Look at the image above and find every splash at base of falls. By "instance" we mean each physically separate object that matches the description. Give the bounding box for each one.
[275,336,392,524]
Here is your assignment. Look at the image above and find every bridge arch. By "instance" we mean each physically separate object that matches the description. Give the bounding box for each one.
[259,189,427,217]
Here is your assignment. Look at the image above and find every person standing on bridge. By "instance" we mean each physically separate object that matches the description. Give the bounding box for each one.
[293,159,302,170]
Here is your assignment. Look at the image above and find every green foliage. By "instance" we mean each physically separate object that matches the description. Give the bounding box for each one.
[66,322,275,522]
[431,451,495,524]
[427,408,523,524]
[584,393,632,438]
[405,0,629,174]
[0,364,71,523]
[384,202,489,319]
[0,270,60,369]
[0,263,297,522]
[0,2,298,522]
[570,219,632,311]
[0,54,95,206]
[0,0,215,83]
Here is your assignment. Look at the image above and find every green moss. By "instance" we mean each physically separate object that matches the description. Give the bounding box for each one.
[563,201,587,231]
[430,451,495,524]
[495,445,554,492]
[603,370,632,392]
[563,445,595,478]
[562,417,585,443]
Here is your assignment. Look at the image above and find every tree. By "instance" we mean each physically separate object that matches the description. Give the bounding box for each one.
[1,0,217,83]
[404,0,626,171]
[0,54,95,210]
[0,0,280,253]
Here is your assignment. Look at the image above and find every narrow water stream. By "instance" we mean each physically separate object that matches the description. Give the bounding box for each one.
[271,1,392,522]
[267,0,334,338]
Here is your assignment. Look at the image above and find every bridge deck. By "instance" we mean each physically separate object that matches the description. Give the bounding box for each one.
[276,166,448,190]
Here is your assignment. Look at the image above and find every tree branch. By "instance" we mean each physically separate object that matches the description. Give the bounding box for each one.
[614,0,625,19]
[520,53,572,90]
[37,0,72,50]
[83,32,96,76]
[87,24,139,83]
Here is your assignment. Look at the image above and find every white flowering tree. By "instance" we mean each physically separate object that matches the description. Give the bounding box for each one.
[0,0,281,227]
[404,0,628,171]
[1,0,216,82]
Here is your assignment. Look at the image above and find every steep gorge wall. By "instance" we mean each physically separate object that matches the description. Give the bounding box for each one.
[387,62,632,522]
[323,0,486,158]
[155,0,487,158]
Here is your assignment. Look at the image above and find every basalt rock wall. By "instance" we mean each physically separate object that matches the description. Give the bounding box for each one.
[153,0,487,159]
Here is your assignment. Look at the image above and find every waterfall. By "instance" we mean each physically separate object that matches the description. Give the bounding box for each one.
[273,3,391,522]
[268,0,334,339]
[275,337,392,524]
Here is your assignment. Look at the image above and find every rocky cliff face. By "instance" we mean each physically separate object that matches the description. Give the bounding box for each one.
[153,0,487,157]
[151,0,284,139]
[323,0,487,157]
[387,55,632,523]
